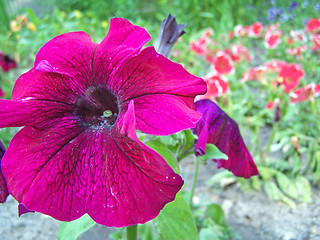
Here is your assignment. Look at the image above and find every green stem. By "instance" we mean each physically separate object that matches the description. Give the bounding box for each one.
[303,141,316,175]
[126,225,137,240]
[262,122,278,163]
[310,98,317,116]
[253,124,261,158]
[177,149,194,162]
[189,157,199,208]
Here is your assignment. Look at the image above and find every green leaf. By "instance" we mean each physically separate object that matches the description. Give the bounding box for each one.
[258,166,277,181]
[205,204,228,227]
[198,228,220,240]
[251,175,261,190]
[207,171,235,186]
[294,176,312,203]
[264,181,296,208]
[153,193,198,240]
[276,172,298,200]
[58,214,96,240]
[182,129,195,151]
[145,140,180,174]
[199,144,228,164]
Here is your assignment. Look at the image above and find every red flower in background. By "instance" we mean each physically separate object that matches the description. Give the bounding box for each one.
[286,45,307,56]
[0,52,17,72]
[190,37,209,55]
[225,44,251,63]
[211,52,234,75]
[241,66,267,82]
[306,18,320,33]
[266,101,275,109]
[249,22,263,37]
[190,29,214,55]
[203,72,229,98]
[264,31,281,49]
[234,24,249,37]
[290,30,307,43]
[290,83,315,103]
[310,33,320,51]
[264,60,287,72]
[278,63,304,93]
[315,82,320,96]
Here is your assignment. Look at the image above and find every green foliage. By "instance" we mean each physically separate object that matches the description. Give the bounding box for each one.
[0,0,10,31]
[198,143,228,165]
[153,193,198,240]
[145,140,180,174]
[58,214,96,240]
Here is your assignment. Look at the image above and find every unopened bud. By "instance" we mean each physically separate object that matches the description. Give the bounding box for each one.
[274,105,281,122]
[274,98,281,122]
[155,13,186,58]
[291,136,301,156]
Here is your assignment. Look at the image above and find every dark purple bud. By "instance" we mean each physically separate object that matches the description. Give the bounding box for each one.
[274,105,281,122]
[155,13,186,58]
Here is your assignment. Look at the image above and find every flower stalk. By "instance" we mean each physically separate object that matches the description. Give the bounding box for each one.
[126,225,138,240]
[189,157,199,208]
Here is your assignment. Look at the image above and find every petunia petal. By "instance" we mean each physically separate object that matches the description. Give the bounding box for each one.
[0,141,8,203]
[2,123,88,221]
[2,104,183,226]
[194,99,259,178]
[34,31,97,79]
[12,68,81,103]
[112,46,207,135]
[18,203,35,217]
[132,94,203,135]
[93,18,151,85]
[0,99,73,129]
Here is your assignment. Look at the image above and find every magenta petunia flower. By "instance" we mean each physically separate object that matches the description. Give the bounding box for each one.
[0,140,8,203]
[193,99,259,179]
[0,52,17,72]
[0,18,206,227]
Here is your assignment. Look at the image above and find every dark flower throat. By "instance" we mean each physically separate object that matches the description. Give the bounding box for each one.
[73,85,120,128]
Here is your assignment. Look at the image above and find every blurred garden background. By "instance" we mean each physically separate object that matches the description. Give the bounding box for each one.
[2,0,320,239]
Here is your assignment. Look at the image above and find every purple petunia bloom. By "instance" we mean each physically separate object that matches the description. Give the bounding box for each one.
[0,52,17,72]
[0,140,8,203]
[193,99,259,179]
[0,18,207,227]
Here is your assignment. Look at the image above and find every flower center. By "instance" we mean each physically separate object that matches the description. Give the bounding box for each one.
[73,85,120,128]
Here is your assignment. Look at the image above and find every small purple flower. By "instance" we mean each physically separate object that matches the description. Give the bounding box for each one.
[0,141,8,203]
[0,18,207,227]
[193,99,259,179]
[314,2,320,11]
[289,2,298,10]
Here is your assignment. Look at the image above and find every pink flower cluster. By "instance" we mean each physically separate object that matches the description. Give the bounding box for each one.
[190,28,252,99]
[191,19,320,106]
